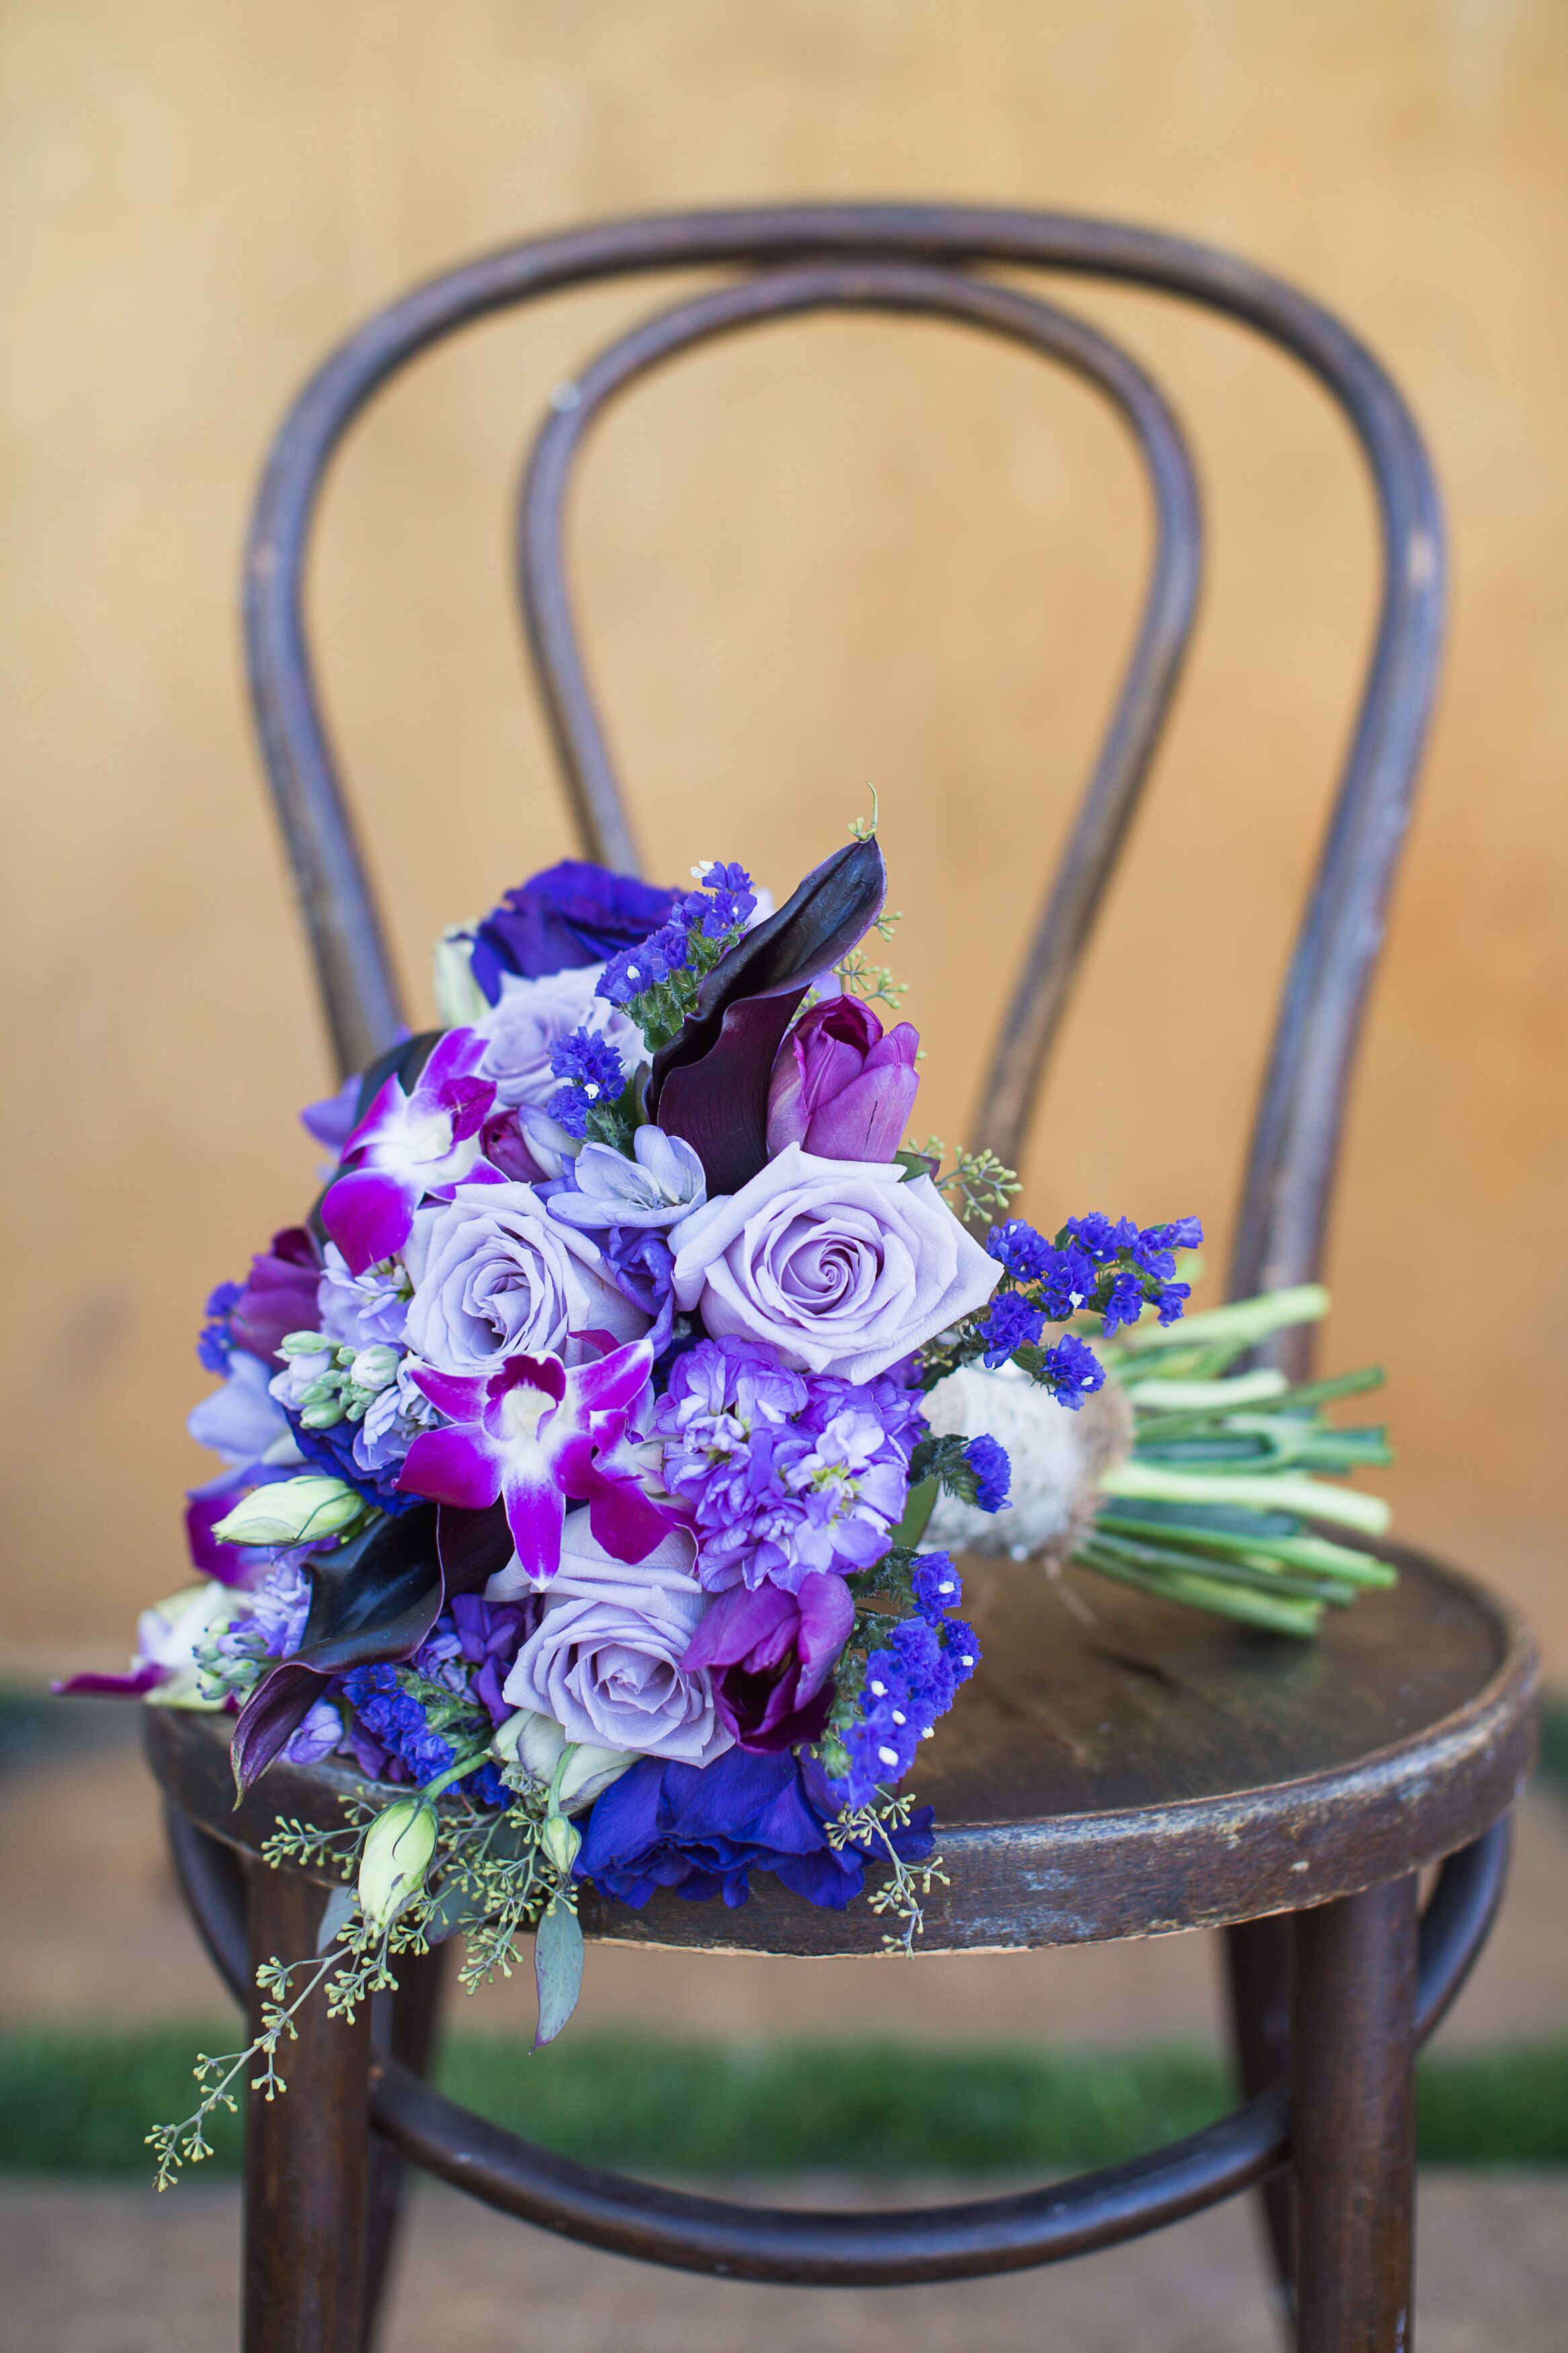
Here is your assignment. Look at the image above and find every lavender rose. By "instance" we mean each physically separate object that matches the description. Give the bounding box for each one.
[499,1515,730,1765]
[403,1181,647,1374]
[669,1142,1001,1383]
[766,994,920,1162]
[472,965,643,1114]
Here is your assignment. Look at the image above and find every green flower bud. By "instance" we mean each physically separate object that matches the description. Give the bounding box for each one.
[349,1345,399,1392]
[358,1797,438,1930]
[299,1399,348,1430]
[212,1476,364,1548]
[541,1812,581,1875]
[277,1330,335,1358]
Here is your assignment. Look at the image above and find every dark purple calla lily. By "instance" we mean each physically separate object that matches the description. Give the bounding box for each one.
[680,1571,854,1751]
[321,1029,497,1276]
[766,994,920,1162]
[650,836,888,1195]
[228,1499,505,1794]
[396,1339,672,1581]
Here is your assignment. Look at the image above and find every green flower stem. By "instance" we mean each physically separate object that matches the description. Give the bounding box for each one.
[1094,1512,1396,1587]
[1130,1364,1385,1444]
[1110,1283,1329,1365]
[419,1751,494,1804]
[1100,1459,1391,1536]
[1076,1541,1322,1637]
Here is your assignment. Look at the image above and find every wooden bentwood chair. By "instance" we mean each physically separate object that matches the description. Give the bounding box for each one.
[147,206,1538,2353]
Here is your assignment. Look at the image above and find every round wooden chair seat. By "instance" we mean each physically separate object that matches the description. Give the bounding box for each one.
[147,1541,1535,1961]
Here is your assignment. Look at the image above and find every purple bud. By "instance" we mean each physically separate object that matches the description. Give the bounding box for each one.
[766,995,921,1163]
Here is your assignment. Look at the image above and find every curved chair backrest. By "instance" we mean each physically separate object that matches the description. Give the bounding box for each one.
[243,203,1444,1358]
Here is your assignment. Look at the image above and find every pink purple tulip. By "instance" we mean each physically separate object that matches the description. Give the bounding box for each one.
[766,994,920,1162]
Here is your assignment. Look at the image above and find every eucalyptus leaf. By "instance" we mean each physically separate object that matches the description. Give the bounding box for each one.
[533,1899,585,2049]
[315,1882,358,1953]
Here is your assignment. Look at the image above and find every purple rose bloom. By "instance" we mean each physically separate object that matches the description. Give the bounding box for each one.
[680,1571,854,1751]
[575,1746,934,1911]
[499,1521,729,1765]
[653,1337,917,1593]
[766,994,920,1162]
[469,860,680,1001]
[669,1143,1001,1384]
[403,1181,647,1375]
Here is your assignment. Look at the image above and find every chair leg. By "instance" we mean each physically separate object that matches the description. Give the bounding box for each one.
[1225,1913,1296,2319]
[1291,1876,1419,2353]
[360,1940,449,2352]
[243,1860,373,2353]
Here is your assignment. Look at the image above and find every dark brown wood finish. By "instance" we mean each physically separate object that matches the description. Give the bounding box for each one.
[149,1544,1534,1960]
[1227,1911,1298,2311]
[242,1860,372,2353]
[515,260,1200,1010]
[169,202,1539,2346]
[1293,1877,1419,2352]
[160,1783,1509,2295]
[242,202,1443,1358]
[360,1942,447,2353]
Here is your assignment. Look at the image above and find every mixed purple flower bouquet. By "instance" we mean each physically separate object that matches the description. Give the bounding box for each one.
[71,824,1401,2183]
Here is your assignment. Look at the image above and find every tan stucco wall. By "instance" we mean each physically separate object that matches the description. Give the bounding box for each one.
[3,1,1563,1673]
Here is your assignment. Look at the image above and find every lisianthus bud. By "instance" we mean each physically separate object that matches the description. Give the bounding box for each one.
[349,1345,399,1392]
[358,1796,438,1929]
[212,1476,363,1548]
[492,1708,636,1814]
[433,926,492,1027]
[541,1812,581,1874]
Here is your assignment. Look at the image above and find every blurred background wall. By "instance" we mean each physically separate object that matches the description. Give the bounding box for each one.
[1,0,1563,1674]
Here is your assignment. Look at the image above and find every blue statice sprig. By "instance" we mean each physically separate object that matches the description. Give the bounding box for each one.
[196,1279,243,1374]
[824,1556,979,1808]
[926,1210,1202,1408]
[905,1428,1013,1515]
[545,1027,632,1148]
[340,1662,505,1805]
[597,861,757,1053]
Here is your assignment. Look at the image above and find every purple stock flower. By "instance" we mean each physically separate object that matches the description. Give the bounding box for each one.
[321,1030,497,1277]
[766,993,920,1162]
[575,1745,933,1911]
[653,1337,916,1594]
[680,1571,854,1751]
[467,861,681,1002]
[397,1339,673,1581]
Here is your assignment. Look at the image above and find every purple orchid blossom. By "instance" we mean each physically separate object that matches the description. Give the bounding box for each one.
[321,1030,499,1277]
[395,1337,673,1581]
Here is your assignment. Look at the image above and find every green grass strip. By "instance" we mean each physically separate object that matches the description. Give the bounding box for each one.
[4,2028,1565,2178]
